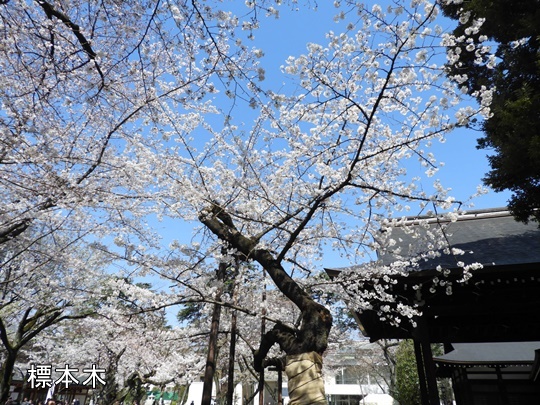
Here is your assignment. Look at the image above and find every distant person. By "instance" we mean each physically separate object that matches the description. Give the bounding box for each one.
[73,399,80,405]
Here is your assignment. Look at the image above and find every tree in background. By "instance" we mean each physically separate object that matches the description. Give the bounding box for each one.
[0,232,107,404]
[19,279,200,405]
[166,1,492,400]
[440,0,540,223]
[0,1,272,402]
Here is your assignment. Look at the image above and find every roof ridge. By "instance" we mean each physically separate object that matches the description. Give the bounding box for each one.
[396,207,510,225]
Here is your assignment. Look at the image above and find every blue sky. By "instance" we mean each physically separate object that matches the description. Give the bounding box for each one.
[240,2,512,211]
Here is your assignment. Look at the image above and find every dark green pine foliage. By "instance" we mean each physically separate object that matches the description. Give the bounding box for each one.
[441,0,540,223]
[393,340,421,405]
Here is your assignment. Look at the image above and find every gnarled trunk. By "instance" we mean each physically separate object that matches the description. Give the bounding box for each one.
[253,301,331,405]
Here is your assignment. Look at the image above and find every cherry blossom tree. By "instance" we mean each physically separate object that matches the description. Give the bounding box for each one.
[0,0,493,404]
[0,1,268,402]
[24,293,202,405]
[148,1,491,402]
[0,233,110,403]
[0,0,264,293]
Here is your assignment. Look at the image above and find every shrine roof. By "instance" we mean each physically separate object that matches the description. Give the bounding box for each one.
[377,207,540,271]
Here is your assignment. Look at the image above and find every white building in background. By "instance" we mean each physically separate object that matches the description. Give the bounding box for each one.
[322,341,393,405]
[181,381,243,405]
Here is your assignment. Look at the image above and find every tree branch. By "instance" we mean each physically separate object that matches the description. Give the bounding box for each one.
[36,0,105,85]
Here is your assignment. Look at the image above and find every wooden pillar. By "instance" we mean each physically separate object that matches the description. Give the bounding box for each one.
[269,367,283,405]
[258,270,267,405]
[414,339,430,404]
[226,310,237,405]
[413,319,440,405]
[203,259,229,405]
[495,366,510,405]
[226,261,239,405]
[277,368,283,405]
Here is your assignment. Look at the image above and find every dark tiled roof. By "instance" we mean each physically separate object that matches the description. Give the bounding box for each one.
[379,208,540,270]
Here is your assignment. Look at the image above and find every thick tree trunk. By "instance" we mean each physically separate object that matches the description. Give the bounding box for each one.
[202,260,229,405]
[225,309,237,405]
[0,306,69,405]
[258,272,267,405]
[202,302,221,405]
